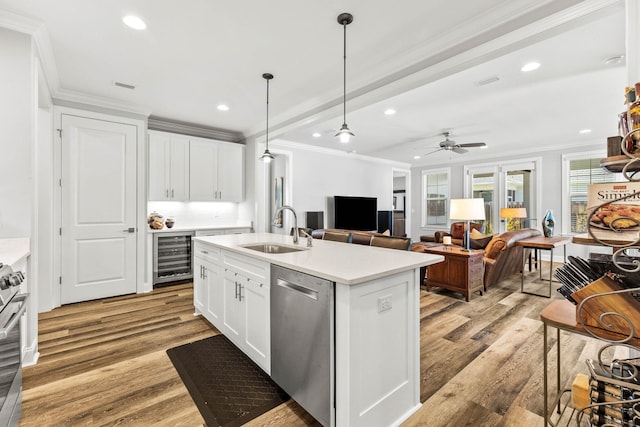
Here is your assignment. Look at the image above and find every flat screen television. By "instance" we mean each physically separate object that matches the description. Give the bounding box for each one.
[334,196,377,231]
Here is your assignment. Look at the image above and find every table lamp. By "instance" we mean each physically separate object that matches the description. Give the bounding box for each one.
[500,207,527,230]
[449,198,486,252]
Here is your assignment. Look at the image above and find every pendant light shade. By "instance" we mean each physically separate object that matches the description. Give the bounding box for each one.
[260,72,275,163]
[335,13,354,144]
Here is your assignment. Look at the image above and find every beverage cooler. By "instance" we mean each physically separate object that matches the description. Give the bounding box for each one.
[153,231,195,285]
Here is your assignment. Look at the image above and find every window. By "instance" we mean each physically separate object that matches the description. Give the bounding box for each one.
[563,153,617,234]
[422,169,449,227]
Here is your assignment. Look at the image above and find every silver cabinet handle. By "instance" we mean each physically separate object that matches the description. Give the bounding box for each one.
[203,266,207,279]
[235,281,239,300]
[200,250,209,254]
[122,227,135,233]
[238,284,243,301]
[165,189,169,197]
[200,265,203,279]
[171,189,174,198]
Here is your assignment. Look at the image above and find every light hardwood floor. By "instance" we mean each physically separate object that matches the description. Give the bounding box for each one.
[20,270,601,426]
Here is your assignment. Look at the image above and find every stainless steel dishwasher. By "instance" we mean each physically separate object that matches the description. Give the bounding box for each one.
[270,265,334,427]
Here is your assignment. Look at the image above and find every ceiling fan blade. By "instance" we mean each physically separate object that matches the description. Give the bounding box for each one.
[424,148,444,156]
[458,142,487,148]
[452,147,468,154]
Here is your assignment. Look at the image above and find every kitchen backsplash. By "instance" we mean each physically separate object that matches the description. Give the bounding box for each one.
[147,201,243,228]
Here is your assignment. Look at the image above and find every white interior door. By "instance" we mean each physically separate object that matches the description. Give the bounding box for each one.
[61,115,137,304]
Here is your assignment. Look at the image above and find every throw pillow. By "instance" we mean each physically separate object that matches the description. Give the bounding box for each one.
[470,228,485,239]
[382,229,391,236]
[470,234,494,250]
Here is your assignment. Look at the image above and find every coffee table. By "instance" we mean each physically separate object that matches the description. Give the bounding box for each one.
[420,245,484,301]
[516,235,571,298]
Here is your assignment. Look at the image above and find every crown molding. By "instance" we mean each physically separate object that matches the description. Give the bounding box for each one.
[148,117,244,143]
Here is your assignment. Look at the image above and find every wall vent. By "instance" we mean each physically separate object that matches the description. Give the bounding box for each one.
[114,81,136,90]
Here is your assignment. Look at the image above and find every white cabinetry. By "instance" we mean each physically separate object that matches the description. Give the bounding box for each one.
[193,245,222,322]
[189,138,244,202]
[148,131,189,201]
[193,242,270,373]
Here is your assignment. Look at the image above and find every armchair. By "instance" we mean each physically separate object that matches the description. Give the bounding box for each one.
[421,222,484,246]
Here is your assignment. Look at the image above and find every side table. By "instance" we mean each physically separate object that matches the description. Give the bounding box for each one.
[516,236,571,298]
[421,245,484,301]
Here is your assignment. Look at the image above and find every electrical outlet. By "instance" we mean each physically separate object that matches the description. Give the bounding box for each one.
[378,295,392,313]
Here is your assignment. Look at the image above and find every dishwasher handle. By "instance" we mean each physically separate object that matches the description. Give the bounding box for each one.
[275,279,318,300]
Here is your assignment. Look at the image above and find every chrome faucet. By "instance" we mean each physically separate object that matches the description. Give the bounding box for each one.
[300,229,313,247]
[273,205,299,244]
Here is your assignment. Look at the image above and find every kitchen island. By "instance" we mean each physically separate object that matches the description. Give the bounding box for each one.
[192,232,443,427]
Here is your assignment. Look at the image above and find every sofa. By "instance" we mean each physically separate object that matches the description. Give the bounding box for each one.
[421,221,485,247]
[311,229,411,250]
[412,228,542,289]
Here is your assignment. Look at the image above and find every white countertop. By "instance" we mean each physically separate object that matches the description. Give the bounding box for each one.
[0,237,30,267]
[194,232,443,285]
[147,223,252,233]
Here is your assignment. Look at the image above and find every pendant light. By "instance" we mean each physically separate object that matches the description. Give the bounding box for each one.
[260,72,275,162]
[335,13,354,144]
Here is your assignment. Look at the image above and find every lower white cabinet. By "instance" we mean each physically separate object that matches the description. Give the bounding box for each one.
[193,245,221,321]
[193,242,270,373]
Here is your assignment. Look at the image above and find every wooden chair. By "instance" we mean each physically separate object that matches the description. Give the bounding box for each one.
[370,235,411,250]
[322,230,352,243]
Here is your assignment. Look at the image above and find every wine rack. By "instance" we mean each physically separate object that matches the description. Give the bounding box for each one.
[550,129,640,426]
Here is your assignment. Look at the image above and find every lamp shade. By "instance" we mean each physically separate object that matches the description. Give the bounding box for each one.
[449,198,486,221]
[500,207,527,219]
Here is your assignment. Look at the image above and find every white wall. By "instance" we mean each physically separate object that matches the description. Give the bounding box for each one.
[0,28,32,238]
[254,139,409,234]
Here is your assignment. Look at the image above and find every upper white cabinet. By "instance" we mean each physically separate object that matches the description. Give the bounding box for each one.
[190,137,244,202]
[148,130,244,202]
[148,131,190,201]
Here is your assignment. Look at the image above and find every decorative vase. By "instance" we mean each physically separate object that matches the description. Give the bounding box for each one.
[165,218,175,228]
[542,209,555,237]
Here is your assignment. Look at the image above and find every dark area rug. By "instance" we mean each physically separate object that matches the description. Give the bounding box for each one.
[167,334,289,427]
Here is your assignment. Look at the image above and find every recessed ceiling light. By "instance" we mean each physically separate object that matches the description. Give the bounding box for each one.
[312,132,322,138]
[384,109,396,115]
[217,104,229,111]
[579,128,592,134]
[521,62,540,72]
[122,15,146,30]
[413,155,421,159]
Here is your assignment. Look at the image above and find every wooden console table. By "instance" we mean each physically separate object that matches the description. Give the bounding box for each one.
[421,245,484,301]
[516,236,571,298]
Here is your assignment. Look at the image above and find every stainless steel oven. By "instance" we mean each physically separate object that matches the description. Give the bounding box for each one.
[0,265,28,427]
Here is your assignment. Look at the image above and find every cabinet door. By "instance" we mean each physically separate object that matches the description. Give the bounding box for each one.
[193,255,207,314]
[222,269,245,345]
[148,132,170,200]
[217,142,244,202]
[243,278,270,373]
[204,260,223,324]
[168,135,190,200]
[447,256,468,291]
[189,138,218,201]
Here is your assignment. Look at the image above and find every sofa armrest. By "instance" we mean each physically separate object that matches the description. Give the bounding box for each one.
[434,231,451,244]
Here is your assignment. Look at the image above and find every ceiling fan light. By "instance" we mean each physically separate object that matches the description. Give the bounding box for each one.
[335,124,354,143]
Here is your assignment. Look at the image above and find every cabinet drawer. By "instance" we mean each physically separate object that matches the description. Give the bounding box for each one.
[193,242,221,264]
[223,251,270,283]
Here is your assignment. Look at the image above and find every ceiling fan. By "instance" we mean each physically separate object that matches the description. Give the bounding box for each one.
[425,131,487,156]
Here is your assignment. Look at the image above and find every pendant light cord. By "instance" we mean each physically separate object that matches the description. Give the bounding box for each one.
[342,20,347,125]
[266,77,269,149]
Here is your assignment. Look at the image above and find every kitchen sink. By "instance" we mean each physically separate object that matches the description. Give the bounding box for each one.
[241,243,308,254]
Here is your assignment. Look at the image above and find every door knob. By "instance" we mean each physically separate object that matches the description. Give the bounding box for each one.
[122,227,135,233]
